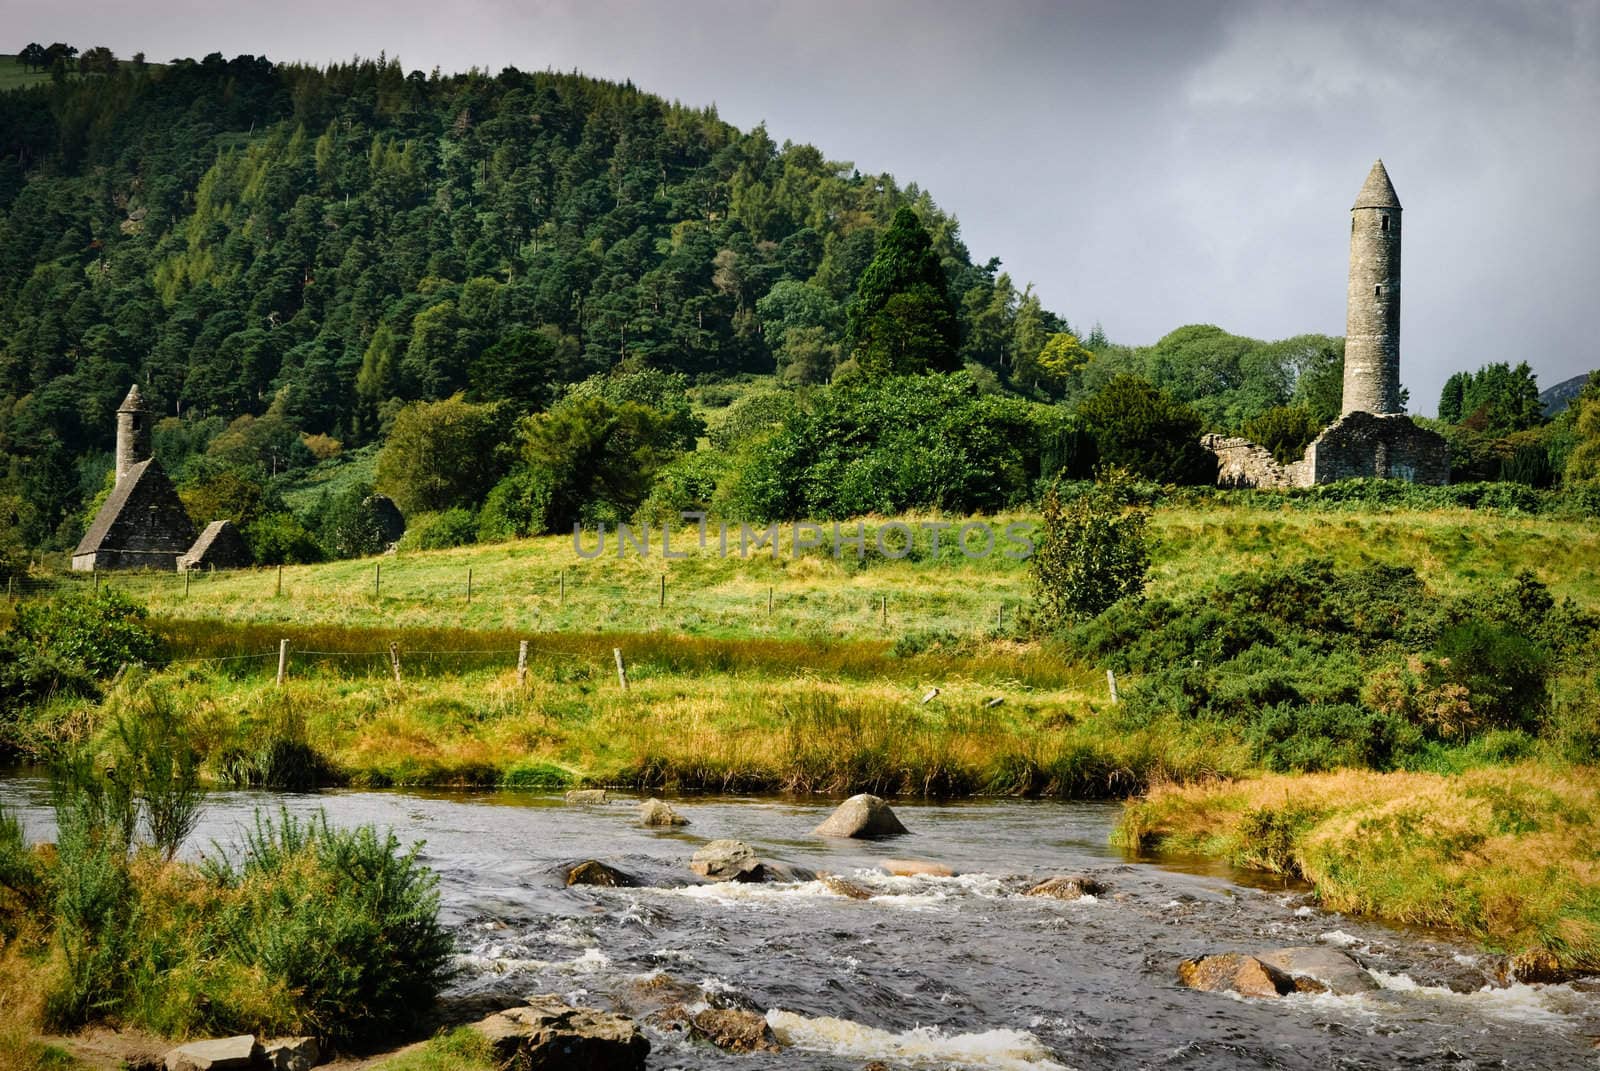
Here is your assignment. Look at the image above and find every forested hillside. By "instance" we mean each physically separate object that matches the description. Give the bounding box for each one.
[0,52,1079,546]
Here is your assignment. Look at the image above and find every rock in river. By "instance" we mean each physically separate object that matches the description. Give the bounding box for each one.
[1178,953,1307,998]
[1025,874,1106,900]
[472,996,649,1071]
[690,839,765,882]
[1257,946,1378,994]
[653,1005,782,1054]
[566,859,636,887]
[565,788,609,805]
[813,793,908,838]
[639,798,688,827]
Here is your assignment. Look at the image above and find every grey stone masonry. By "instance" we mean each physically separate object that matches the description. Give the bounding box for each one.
[1302,411,1449,484]
[1343,160,1402,415]
[72,458,197,571]
[1202,434,1308,490]
[115,383,152,486]
[178,519,253,571]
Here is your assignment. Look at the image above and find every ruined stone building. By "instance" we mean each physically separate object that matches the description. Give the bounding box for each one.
[1204,160,1449,488]
[71,386,249,572]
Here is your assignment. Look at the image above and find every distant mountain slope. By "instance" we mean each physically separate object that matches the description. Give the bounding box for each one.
[1542,372,1595,416]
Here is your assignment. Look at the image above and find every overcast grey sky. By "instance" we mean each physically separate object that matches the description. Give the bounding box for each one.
[7,0,1597,413]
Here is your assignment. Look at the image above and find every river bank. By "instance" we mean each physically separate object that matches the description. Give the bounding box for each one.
[4,780,1599,1070]
[1114,763,1600,977]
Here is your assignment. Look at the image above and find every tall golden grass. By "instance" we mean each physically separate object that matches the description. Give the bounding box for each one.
[1114,764,1600,971]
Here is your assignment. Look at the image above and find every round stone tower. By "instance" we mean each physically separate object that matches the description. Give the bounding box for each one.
[1342,159,1402,415]
[115,384,151,486]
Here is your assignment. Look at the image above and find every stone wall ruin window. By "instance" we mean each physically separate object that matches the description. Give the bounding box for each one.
[1374,285,1381,296]
[1381,214,1390,232]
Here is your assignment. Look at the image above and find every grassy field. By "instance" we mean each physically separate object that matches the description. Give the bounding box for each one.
[0,57,51,93]
[57,505,1600,639]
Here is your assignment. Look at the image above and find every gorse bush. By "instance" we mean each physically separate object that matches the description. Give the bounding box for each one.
[203,809,455,1043]
[1070,561,1594,772]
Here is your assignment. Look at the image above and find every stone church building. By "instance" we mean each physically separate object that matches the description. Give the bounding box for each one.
[1203,160,1449,487]
[71,386,250,572]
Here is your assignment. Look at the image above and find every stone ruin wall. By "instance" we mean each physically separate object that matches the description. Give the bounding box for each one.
[1201,413,1449,490]
[1200,435,1310,490]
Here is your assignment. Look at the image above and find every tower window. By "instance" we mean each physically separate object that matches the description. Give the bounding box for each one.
[1381,215,1390,232]
[1374,285,1382,296]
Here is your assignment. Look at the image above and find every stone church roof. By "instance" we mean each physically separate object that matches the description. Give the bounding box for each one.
[178,519,252,571]
[118,383,147,412]
[74,458,196,558]
[1352,159,1401,210]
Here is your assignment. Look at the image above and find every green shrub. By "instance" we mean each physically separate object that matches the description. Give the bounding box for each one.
[477,466,554,542]
[246,512,324,565]
[399,509,478,552]
[1030,471,1150,629]
[1244,702,1421,772]
[1076,374,1217,484]
[1435,621,1549,731]
[1243,406,1322,465]
[204,809,455,1043]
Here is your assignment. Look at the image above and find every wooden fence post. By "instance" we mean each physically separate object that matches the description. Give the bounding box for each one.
[880,595,887,628]
[1106,669,1119,704]
[277,639,289,686]
[559,569,565,606]
[275,564,282,597]
[184,569,190,598]
[389,642,402,683]
[374,562,381,598]
[613,647,629,691]
[466,567,473,605]
[768,585,773,616]
[517,640,528,687]
[659,573,665,609]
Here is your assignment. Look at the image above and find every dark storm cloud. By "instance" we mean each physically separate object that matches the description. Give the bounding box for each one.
[8,0,1596,411]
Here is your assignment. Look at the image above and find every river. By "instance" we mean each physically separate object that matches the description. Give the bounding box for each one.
[2,778,1596,1070]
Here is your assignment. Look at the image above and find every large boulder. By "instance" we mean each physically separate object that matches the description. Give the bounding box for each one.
[163,1036,258,1071]
[566,860,635,887]
[813,794,908,838]
[639,799,688,827]
[259,1037,319,1071]
[1256,946,1378,995]
[1025,875,1106,901]
[471,997,649,1071]
[1177,954,1307,999]
[690,839,765,882]
[565,788,609,805]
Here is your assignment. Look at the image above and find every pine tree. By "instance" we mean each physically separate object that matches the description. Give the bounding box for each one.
[844,207,959,377]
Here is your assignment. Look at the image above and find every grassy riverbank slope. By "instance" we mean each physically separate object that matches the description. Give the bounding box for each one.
[1114,764,1600,974]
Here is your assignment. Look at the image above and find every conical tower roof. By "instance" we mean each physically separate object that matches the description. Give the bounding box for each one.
[118,384,147,412]
[1352,159,1401,210]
